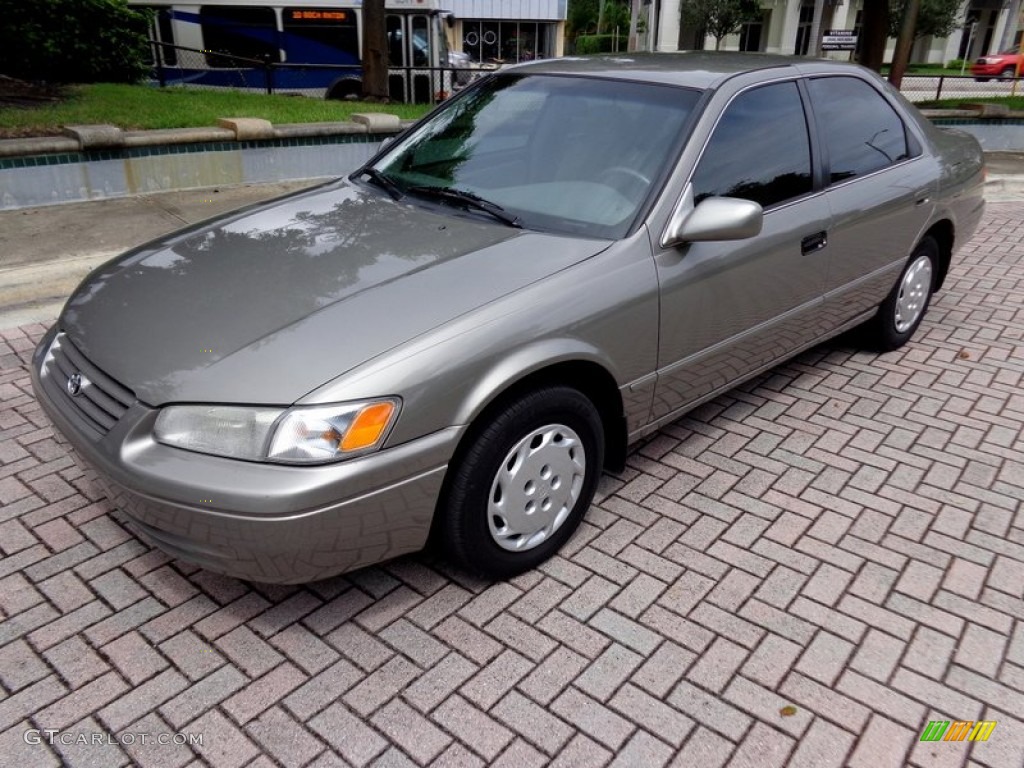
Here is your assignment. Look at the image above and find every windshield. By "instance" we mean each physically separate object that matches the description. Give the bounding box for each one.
[371,73,702,239]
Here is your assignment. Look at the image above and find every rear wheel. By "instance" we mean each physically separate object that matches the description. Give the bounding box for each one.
[861,236,938,352]
[326,79,362,100]
[1000,66,1018,80]
[440,386,604,579]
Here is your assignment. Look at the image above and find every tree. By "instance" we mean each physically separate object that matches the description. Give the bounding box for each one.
[680,0,762,51]
[857,0,889,72]
[568,0,600,41]
[361,0,388,101]
[887,0,960,86]
[0,0,150,84]
[600,0,632,34]
[888,0,962,39]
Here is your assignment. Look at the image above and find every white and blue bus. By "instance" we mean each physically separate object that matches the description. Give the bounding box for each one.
[132,0,468,102]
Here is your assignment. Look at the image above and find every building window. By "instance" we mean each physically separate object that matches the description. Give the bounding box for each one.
[794,3,814,55]
[461,20,553,63]
[739,11,770,52]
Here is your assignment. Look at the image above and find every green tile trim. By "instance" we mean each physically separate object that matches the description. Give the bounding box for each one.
[930,118,1024,125]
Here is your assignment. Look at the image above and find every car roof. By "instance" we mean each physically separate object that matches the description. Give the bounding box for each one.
[504,51,854,90]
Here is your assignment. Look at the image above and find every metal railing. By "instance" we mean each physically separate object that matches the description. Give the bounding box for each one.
[893,73,1021,104]
[148,40,494,103]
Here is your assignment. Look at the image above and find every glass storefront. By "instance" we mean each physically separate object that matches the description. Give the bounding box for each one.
[460,20,558,63]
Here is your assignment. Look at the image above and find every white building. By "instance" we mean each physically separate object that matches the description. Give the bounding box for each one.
[445,0,568,62]
[650,0,1022,64]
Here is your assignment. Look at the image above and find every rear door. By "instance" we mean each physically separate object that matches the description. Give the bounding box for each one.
[652,79,833,421]
[807,75,937,325]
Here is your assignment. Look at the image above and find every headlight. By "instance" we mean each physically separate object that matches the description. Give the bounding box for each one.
[154,399,400,464]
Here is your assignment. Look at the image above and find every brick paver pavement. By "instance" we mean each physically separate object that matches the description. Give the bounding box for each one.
[2,203,1023,767]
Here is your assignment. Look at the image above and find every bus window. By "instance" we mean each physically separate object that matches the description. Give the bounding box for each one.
[412,15,430,66]
[386,15,405,66]
[282,8,359,64]
[199,6,280,66]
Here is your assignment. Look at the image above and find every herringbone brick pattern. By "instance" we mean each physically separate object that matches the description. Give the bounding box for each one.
[1,203,1023,767]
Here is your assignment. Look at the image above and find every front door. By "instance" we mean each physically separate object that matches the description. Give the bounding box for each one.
[386,12,435,103]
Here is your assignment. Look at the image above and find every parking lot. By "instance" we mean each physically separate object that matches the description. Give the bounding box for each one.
[1,202,1023,767]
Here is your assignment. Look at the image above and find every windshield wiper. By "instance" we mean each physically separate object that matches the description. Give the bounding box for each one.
[356,168,403,200]
[407,185,521,228]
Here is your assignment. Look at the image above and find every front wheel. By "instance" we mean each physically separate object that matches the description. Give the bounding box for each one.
[861,236,938,352]
[440,386,604,579]
[1000,67,1018,80]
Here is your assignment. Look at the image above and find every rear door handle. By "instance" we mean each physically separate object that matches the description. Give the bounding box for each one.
[801,231,828,255]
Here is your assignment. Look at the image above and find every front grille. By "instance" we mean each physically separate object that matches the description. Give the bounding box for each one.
[41,332,135,437]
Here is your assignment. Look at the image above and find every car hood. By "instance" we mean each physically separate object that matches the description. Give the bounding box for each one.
[60,181,610,406]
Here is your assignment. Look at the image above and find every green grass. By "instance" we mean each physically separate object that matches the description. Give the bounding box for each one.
[0,83,433,138]
[918,95,1024,110]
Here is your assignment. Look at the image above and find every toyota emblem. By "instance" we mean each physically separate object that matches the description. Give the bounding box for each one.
[66,373,85,397]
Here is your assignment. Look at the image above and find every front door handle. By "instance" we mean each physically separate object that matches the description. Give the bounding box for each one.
[801,231,828,255]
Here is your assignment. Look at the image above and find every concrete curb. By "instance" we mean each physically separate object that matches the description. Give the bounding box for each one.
[0,116,413,158]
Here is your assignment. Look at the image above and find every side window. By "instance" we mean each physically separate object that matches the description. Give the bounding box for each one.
[200,6,280,66]
[691,82,812,209]
[809,76,910,183]
[282,8,359,65]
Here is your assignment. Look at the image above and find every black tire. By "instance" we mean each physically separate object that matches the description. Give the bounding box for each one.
[440,386,604,579]
[975,77,990,82]
[861,236,939,352]
[326,79,361,100]
[1000,67,1017,80]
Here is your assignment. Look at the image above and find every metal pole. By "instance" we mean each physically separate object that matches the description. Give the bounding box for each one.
[629,0,640,52]
[151,40,166,88]
[1013,16,1024,97]
[960,21,975,76]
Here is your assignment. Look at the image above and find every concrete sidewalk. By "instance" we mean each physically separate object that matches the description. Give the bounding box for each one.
[1,152,1023,331]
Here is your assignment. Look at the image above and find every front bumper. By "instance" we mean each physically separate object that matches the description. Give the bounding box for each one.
[31,328,459,583]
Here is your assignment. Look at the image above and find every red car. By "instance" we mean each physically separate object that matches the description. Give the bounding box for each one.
[972,50,1024,81]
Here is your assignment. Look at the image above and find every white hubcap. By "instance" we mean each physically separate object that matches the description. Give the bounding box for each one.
[894,254,933,333]
[488,424,586,552]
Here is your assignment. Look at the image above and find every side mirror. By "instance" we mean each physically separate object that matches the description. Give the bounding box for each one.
[661,184,763,248]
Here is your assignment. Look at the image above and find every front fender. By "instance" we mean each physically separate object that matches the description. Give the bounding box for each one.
[301,234,660,448]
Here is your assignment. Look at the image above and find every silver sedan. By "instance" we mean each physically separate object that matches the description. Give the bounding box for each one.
[32,53,985,583]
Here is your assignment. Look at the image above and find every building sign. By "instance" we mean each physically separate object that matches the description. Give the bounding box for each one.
[822,30,857,51]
